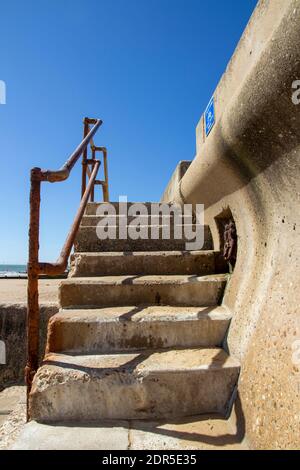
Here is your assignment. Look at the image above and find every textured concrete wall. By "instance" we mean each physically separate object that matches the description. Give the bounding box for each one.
[160,161,191,203]
[164,0,300,449]
[0,304,58,389]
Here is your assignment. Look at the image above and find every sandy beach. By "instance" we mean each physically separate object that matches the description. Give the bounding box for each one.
[0,279,60,304]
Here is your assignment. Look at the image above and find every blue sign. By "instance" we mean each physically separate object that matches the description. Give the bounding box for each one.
[204,96,215,137]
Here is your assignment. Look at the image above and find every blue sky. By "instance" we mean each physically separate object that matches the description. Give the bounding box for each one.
[0,0,257,264]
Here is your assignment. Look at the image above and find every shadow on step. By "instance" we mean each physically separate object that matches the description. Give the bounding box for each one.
[43,351,154,375]
[120,275,143,284]
[116,305,218,321]
[118,275,201,284]
[43,343,231,376]
[117,306,147,321]
[126,394,246,447]
[43,342,235,379]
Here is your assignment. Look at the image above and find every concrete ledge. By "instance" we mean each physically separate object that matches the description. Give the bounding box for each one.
[74,226,213,252]
[85,202,175,215]
[29,348,240,421]
[59,274,227,308]
[70,250,224,277]
[47,305,232,353]
[161,161,192,203]
[0,303,59,388]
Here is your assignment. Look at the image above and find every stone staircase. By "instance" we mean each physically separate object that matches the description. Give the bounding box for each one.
[29,202,240,422]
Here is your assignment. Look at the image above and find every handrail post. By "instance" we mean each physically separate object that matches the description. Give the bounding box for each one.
[95,147,109,202]
[90,147,96,202]
[102,148,109,202]
[25,167,42,421]
[81,118,89,198]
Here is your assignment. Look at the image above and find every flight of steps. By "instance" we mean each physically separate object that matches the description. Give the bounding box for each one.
[29,202,240,422]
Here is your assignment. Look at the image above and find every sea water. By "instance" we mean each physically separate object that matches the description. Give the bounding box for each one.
[0,265,27,278]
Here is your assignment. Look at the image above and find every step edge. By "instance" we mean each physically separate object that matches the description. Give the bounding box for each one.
[71,250,218,256]
[51,310,232,323]
[60,274,228,285]
[40,349,240,369]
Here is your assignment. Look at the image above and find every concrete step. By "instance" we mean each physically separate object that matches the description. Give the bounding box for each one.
[29,348,240,422]
[69,250,226,277]
[85,202,178,216]
[59,274,228,308]
[81,214,185,226]
[46,306,232,353]
[9,414,249,450]
[74,225,212,252]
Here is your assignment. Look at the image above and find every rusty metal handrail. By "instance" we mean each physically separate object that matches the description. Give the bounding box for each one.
[26,117,106,419]
[40,119,102,183]
[39,162,100,276]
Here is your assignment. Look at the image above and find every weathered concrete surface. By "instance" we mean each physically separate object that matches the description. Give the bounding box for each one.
[29,348,240,422]
[1,386,248,450]
[76,201,213,251]
[0,280,59,388]
[81,214,182,226]
[70,250,227,277]
[129,413,247,450]
[22,201,235,428]
[85,202,175,215]
[59,274,227,308]
[161,161,192,204]
[46,306,231,353]
[162,0,300,449]
[9,414,248,450]
[0,303,58,388]
[0,388,26,450]
[0,386,25,426]
[0,390,245,451]
[10,420,129,450]
[75,225,212,252]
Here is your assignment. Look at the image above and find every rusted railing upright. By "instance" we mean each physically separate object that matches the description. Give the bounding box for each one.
[25,168,41,414]
[26,117,109,420]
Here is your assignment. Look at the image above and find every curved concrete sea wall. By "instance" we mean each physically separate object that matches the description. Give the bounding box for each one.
[162,0,300,449]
